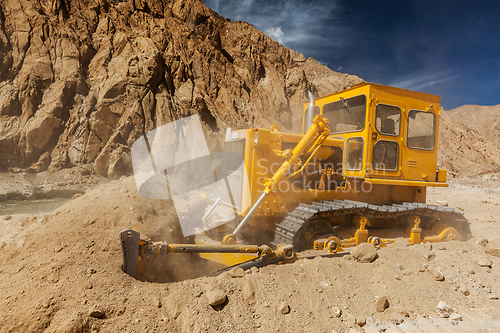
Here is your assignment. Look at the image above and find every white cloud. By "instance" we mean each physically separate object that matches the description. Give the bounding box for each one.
[203,0,343,54]
[391,71,461,92]
[391,57,500,92]
[264,26,284,44]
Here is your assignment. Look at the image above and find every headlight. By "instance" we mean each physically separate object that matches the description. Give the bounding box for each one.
[254,132,259,144]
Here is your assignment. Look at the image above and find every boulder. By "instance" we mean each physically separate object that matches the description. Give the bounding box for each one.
[355,316,366,327]
[206,289,226,307]
[23,114,64,163]
[478,257,493,268]
[229,267,245,278]
[436,301,453,318]
[88,307,105,319]
[107,146,133,180]
[375,296,390,312]
[427,267,445,281]
[31,152,51,173]
[485,243,500,258]
[278,301,290,314]
[350,243,378,263]
[241,280,256,306]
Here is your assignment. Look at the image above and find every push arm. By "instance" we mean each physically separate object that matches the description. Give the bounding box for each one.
[233,115,330,235]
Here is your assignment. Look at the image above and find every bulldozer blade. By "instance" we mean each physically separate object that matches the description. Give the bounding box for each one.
[120,229,140,279]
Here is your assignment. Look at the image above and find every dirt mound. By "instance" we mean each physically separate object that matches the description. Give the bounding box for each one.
[0,177,500,332]
[0,176,203,332]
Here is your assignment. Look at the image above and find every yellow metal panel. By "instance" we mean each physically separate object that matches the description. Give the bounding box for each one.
[364,178,448,187]
[199,252,258,267]
[255,128,271,145]
[437,169,447,182]
[371,84,440,182]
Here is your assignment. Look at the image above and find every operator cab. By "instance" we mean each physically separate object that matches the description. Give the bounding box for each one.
[304,82,443,183]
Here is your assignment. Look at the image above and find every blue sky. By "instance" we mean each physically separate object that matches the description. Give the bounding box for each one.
[203,0,500,110]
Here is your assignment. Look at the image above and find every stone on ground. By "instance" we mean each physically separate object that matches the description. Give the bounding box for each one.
[478,257,493,268]
[485,243,500,258]
[350,243,378,263]
[436,301,453,318]
[206,289,227,307]
[278,301,290,314]
[427,267,445,281]
[229,267,246,278]
[375,296,390,312]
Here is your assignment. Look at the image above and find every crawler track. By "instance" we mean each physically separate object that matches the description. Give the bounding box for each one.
[272,199,471,249]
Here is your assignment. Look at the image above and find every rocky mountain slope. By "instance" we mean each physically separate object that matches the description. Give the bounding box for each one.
[0,0,361,178]
[446,105,500,146]
[438,106,500,178]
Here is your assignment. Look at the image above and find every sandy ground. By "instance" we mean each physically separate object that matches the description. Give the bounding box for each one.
[0,174,498,333]
[428,177,500,242]
[0,166,107,197]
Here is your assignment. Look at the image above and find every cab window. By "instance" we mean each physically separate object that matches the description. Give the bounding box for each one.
[323,95,366,134]
[346,137,364,171]
[375,104,400,136]
[407,110,436,150]
[373,141,399,171]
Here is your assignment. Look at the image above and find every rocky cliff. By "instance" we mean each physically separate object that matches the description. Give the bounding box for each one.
[445,104,500,146]
[0,0,362,178]
[438,105,500,177]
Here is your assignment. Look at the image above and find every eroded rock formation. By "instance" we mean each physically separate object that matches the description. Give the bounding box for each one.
[0,0,362,178]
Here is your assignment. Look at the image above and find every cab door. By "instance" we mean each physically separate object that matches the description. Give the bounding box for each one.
[368,99,404,178]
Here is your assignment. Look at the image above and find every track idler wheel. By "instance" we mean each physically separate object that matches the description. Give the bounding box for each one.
[292,219,335,252]
[425,227,462,243]
[368,236,382,248]
[439,227,461,241]
[323,236,342,253]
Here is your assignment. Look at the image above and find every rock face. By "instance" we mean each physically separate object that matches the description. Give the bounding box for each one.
[0,0,362,178]
[438,109,500,177]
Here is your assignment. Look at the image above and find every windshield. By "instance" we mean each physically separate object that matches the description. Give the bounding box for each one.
[322,95,367,134]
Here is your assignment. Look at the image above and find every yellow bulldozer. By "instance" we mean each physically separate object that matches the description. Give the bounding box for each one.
[120,82,471,280]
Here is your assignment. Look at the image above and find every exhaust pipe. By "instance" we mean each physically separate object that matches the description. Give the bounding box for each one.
[305,91,316,131]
